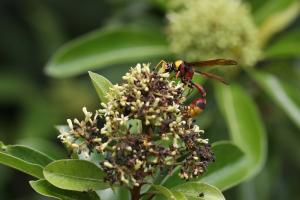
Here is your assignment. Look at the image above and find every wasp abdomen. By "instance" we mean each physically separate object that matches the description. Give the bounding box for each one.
[189,98,206,117]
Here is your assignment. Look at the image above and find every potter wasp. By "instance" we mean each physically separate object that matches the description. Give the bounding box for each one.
[156,59,237,117]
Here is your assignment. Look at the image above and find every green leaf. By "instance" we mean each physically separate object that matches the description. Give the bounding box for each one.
[0,143,54,179]
[151,184,178,200]
[17,138,66,160]
[0,141,4,148]
[282,81,300,107]
[215,84,267,184]
[30,179,100,200]
[249,71,300,128]
[89,71,113,103]
[43,159,109,191]
[258,1,300,47]
[247,0,267,13]
[254,0,298,24]
[126,119,143,135]
[264,29,300,59]
[172,182,225,200]
[45,26,171,77]
[0,155,44,179]
[200,141,248,190]
[171,191,187,200]
[3,145,54,166]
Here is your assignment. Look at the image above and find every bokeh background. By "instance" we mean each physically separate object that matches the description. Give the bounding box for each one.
[0,0,299,199]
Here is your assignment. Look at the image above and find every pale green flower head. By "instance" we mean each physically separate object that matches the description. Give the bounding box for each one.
[167,0,261,66]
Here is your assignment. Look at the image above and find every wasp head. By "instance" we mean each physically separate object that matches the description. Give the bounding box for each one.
[164,62,175,73]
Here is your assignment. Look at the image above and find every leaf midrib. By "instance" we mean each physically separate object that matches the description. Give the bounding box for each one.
[45,170,104,183]
[0,151,44,178]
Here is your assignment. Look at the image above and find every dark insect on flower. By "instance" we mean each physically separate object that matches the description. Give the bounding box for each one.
[156,59,237,117]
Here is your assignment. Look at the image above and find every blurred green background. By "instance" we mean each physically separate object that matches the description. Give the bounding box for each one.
[0,0,299,199]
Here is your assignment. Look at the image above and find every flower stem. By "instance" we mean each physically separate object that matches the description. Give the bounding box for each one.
[131,185,141,200]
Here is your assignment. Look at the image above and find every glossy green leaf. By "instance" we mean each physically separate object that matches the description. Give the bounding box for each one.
[0,149,44,179]
[45,26,171,77]
[30,179,100,200]
[172,182,225,200]
[3,145,53,166]
[17,138,66,160]
[0,143,54,179]
[215,84,267,182]
[258,1,300,47]
[250,71,300,128]
[89,71,113,103]
[44,159,110,191]
[247,0,266,12]
[171,191,187,200]
[200,141,248,190]
[264,29,300,58]
[152,184,178,200]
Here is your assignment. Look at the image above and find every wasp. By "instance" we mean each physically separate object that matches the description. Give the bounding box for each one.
[156,59,237,117]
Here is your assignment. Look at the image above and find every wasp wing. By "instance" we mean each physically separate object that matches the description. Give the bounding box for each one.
[186,59,237,67]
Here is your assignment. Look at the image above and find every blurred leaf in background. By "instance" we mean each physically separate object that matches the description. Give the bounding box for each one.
[45,26,172,77]
[0,0,299,199]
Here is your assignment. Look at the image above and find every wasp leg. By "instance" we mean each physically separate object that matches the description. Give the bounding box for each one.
[195,71,228,85]
[190,81,206,97]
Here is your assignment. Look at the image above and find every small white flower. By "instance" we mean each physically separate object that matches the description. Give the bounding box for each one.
[67,119,73,129]
[103,161,114,168]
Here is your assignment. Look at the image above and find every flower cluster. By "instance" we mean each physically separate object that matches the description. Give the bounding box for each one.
[58,63,214,187]
[167,0,261,66]
[58,107,107,161]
